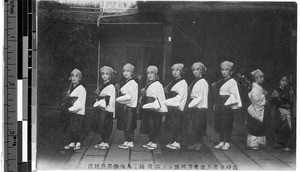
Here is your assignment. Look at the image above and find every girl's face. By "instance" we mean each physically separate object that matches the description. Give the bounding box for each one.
[256,75,264,85]
[71,73,81,85]
[192,67,202,78]
[172,68,181,79]
[280,77,288,88]
[221,67,230,78]
[147,71,156,81]
[101,72,110,82]
[123,69,132,79]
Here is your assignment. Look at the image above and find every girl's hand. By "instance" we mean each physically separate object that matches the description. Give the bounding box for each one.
[115,84,121,92]
[163,87,168,94]
[289,87,294,96]
[95,88,100,95]
[211,83,216,88]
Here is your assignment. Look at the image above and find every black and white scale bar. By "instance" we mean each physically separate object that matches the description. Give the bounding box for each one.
[17,1,30,171]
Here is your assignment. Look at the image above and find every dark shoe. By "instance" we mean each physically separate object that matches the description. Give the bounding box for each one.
[194,143,203,151]
[187,144,196,150]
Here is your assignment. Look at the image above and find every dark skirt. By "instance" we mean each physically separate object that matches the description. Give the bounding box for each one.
[116,105,137,131]
[67,113,84,142]
[246,113,266,137]
[140,109,163,135]
[165,107,180,132]
[165,107,184,142]
[185,108,207,138]
[67,113,84,132]
[273,108,291,145]
[93,108,113,137]
[59,108,71,132]
[214,96,234,134]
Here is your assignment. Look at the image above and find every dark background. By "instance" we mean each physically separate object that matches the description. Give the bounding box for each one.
[38,1,296,108]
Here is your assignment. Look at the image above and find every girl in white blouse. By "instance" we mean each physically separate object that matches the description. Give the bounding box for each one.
[212,61,242,150]
[64,69,87,150]
[164,63,188,150]
[140,66,168,150]
[185,62,209,151]
[93,66,116,150]
[116,63,139,149]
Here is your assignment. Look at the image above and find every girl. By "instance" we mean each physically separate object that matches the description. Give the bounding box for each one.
[140,66,168,150]
[269,76,293,151]
[164,63,188,150]
[116,63,139,149]
[64,69,87,150]
[212,61,242,150]
[185,62,209,151]
[93,66,116,150]
[246,69,267,150]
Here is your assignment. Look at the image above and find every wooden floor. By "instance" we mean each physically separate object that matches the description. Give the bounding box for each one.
[36,112,296,170]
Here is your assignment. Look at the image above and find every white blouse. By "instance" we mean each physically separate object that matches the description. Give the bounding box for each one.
[248,82,266,122]
[165,79,188,111]
[219,78,242,109]
[116,79,138,108]
[142,81,168,113]
[98,84,116,113]
[188,78,209,109]
[69,85,87,115]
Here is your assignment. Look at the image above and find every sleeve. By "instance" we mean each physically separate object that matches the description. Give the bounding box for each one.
[188,81,208,108]
[249,87,266,106]
[142,83,161,110]
[69,87,86,113]
[115,83,132,104]
[108,86,116,107]
[268,90,279,105]
[142,99,161,110]
[99,86,115,109]
[165,83,184,107]
[116,94,131,104]
[93,86,111,108]
[129,81,138,105]
[93,99,105,108]
[224,80,242,108]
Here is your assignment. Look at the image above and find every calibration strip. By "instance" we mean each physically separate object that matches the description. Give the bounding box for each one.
[4,0,36,171]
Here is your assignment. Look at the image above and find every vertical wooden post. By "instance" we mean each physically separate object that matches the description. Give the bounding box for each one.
[97,39,100,89]
[96,12,104,89]
[162,23,172,83]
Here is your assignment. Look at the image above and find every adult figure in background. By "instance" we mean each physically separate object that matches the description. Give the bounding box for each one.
[269,76,294,151]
